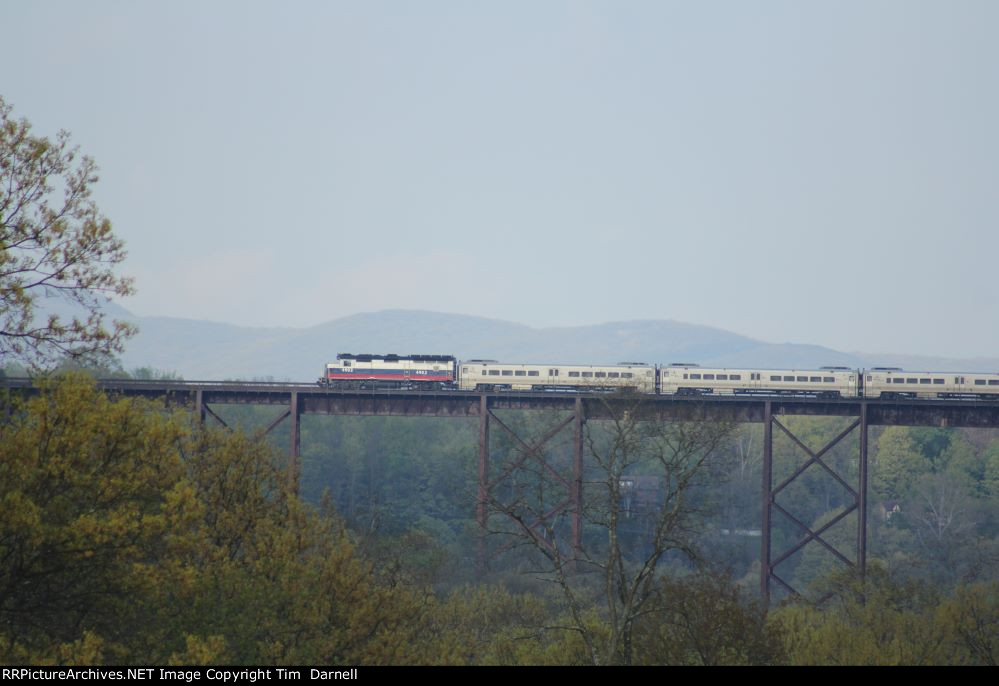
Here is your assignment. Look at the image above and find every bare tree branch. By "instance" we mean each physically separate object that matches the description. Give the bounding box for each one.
[0,97,135,370]
[485,395,734,665]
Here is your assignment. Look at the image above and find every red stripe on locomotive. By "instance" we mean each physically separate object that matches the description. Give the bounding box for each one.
[326,373,452,382]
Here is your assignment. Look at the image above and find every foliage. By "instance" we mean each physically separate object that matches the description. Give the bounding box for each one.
[937,581,999,665]
[632,571,786,665]
[772,564,999,665]
[774,566,999,665]
[0,375,184,659]
[0,374,448,665]
[872,426,932,501]
[773,566,950,665]
[0,97,134,370]
[428,585,560,665]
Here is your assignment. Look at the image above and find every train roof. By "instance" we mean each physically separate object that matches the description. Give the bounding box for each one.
[335,353,456,362]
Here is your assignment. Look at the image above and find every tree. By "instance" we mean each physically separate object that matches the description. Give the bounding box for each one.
[872,426,932,501]
[632,571,786,665]
[0,96,134,370]
[984,441,999,499]
[773,565,950,665]
[937,581,999,665]
[0,374,453,665]
[485,395,734,665]
[0,375,185,661]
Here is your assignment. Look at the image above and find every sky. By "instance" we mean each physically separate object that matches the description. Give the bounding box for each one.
[3,1,998,358]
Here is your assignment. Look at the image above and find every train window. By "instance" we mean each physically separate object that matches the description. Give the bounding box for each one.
[462,367,468,374]
[784,376,794,382]
[568,371,580,377]
[796,376,808,382]
[824,377,835,383]
[730,374,741,380]
[343,361,352,367]
[933,379,944,384]
[582,372,593,378]
[990,380,999,386]
[621,373,633,378]
[515,370,526,376]
[920,378,931,384]
[810,376,821,382]
[595,372,606,378]
[717,374,728,380]
[975,379,986,385]
[771,375,782,381]
[907,378,917,384]
[528,371,540,377]
[683,374,688,379]
[892,378,905,384]
[608,372,619,378]
[751,373,759,380]
[489,370,500,376]
[703,374,715,380]
[691,373,702,380]
[501,370,513,376]
[955,377,965,384]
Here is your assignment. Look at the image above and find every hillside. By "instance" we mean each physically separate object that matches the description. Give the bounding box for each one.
[103,308,999,381]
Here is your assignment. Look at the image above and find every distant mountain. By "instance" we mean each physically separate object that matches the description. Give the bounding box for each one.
[103,308,999,381]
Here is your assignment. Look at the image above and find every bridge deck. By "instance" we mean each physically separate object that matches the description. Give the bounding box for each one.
[5,378,999,427]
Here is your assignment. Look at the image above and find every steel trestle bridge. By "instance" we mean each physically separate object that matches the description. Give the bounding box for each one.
[5,377,999,602]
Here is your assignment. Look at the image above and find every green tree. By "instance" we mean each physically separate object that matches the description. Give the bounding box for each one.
[773,565,949,665]
[982,441,999,499]
[0,97,134,370]
[429,586,556,665]
[632,571,786,665]
[872,427,932,501]
[937,582,999,665]
[0,375,184,661]
[0,375,453,665]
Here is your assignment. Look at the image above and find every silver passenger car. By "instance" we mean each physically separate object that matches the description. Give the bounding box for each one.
[864,369,999,399]
[660,365,859,398]
[458,361,656,393]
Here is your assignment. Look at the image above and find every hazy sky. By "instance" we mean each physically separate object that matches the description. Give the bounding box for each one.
[3,1,997,357]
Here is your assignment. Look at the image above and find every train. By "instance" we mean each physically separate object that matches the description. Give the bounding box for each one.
[318,354,999,400]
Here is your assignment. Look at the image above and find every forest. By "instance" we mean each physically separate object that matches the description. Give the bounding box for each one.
[2,371,998,666]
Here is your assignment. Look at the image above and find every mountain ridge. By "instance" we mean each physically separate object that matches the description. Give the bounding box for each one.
[96,307,999,381]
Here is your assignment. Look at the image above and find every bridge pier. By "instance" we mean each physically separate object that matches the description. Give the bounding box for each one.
[477,395,489,576]
[761,401,773,601]
[858,402,868,578]
[193,389,301,494]
[476,395,586,575]
[194,389,205,424]
[288,391,301,494]
[760,401,870,604]
[572,397,584,556]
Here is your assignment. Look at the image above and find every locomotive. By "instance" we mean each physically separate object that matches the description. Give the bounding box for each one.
[319,354,999,400]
